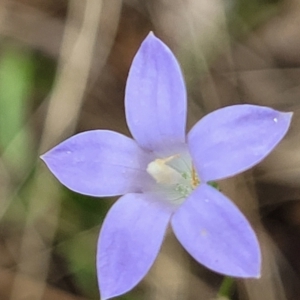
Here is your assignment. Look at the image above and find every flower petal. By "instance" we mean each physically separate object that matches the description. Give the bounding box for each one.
[188,104,292,182]
[41,130,154,197]
[125,32,187,154]
[97,193,172,300]
[171,184,261,278]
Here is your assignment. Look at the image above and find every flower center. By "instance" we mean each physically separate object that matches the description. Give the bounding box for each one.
[146,154,199,205]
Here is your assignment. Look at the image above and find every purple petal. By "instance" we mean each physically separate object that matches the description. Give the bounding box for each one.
[125,32,187,154]
[188,104,292,182]
[171,184,261,278]
[97,193,172,300]
[41,130,154,197]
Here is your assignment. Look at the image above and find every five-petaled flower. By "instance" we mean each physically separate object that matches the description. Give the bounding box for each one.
[41,32,292,300]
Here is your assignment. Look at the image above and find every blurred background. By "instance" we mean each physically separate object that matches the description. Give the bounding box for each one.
[0,0,300,299]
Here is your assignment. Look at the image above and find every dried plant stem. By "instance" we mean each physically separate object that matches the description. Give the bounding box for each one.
[10,0,103,299]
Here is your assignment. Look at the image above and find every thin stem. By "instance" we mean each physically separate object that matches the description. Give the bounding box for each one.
[218,276,235,299]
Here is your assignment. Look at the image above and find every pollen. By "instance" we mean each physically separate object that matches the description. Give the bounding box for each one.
[191,166,200,188]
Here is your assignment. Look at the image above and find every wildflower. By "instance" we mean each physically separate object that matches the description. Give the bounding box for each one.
[41,32,292,300]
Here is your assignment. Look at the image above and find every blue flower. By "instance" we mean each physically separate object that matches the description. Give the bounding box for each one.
[41,32,292,300]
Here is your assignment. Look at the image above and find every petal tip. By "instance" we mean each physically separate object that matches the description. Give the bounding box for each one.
[143,31,162,48]
[40,150,56,170]
[100,291,111,300]
[39,153,46,162]
[245,265,261,279]
[229,264,261,279]
[277,110,293,129]
[39,151,50,166]
[99,287,121,300]
[283,111,293,123]
[147,31,155,38]
[237,254,261,279]
[254,272,261,279]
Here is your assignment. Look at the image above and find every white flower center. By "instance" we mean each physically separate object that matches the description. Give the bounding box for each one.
[146,154,199,205]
